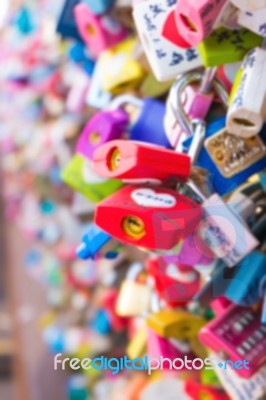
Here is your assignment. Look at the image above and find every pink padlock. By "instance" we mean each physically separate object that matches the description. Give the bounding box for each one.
[74,3,127,58]
[76,108,129,160]
[175,0,229,46]
[148,329,195,369]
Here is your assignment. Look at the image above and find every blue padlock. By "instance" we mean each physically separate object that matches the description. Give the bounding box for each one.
[14,7,34,35]
[91,309,111,335]
[224,252,266,307]
[69,42,95,77]
[56,0,83,41]
[184,115,266,195]
[77,224,112,260]
[82,0,115,15]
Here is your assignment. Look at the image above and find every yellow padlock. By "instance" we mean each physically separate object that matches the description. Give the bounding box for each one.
[99,37,146,95]
[126,324,147,360]
[146,309,205,340]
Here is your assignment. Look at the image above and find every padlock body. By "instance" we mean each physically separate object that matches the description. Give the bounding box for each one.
[83,0,115,15]
[116,280,151,317]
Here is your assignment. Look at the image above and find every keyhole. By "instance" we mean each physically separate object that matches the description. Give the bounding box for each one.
[108,147,121,171]
[86,24,96,37]
[122,215,146,240]
[180,14,198,33]
[89,131,101,145]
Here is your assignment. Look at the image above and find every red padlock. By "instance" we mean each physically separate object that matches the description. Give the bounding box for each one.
[101,289,129,332]
[146,256,200,307]
[92,140,191,184]
[95,185,202,251]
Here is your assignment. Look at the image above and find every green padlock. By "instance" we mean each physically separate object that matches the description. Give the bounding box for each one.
[198,27,263,67]
[62,154,123,203]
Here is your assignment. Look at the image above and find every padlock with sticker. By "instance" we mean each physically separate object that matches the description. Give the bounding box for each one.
[165,68,228,150]
[198,27,263,67]
[147,328,195,367]
[74,3,127,58]
[146,256,200,306]
[76,109,129,161]
[186,115,266,195]
[147,308,206,340]
[133,0,202,82]
[199,305,266,378]
[82,0,115,15]
[237,8,266,37]
[174,0,230,47]
[95,185,202,251]
[92,139,191,184]
[231,0,266,12]
[186,180,259,268]
[61,154,123,203]
[226,47,266,138]
[98,37,146,95]
[115,263,152,317]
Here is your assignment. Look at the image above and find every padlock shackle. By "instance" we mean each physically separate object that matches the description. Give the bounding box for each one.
[108,94,143,111]
[171,72,228,136]
[127,262,144,281]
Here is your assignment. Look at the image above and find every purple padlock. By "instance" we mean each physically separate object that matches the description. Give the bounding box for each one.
[76,108,129,160]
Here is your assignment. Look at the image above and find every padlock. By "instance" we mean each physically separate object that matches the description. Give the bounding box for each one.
[91,309,111,335]
[210,297,233,316]
[199,305,266,378]
[74,3,127,58]
[174,0,229,47]
[188,115,266,195]
[98,37,146,95]
[76,109,129,161]
[147,309,205,340]
[101,289,129,332]
[132,0,202,82]
[175,233,214,267]
[115,263,152,317]
[147,328,194,367]
[82,0,115,15]
[226,47,266,138]
[198,27,263,67]
[86,59,112,109]
[108,94,171,147]
[231,0,266,12]
[237,8,266,38]
[187,180,259,267]
[56,0,83,41]
[95,185,202,251]
[92,139,191,184]
[184,380,230,400]
[146,256,200,306]
[224,251,266,309]
[165,69,228,150]
[76,224,112,259]
[61,154,123,203]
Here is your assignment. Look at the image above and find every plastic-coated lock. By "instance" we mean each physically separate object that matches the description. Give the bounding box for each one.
[116,263,152,317]
[56,0,83,42]
[126,324,147,360]
[198,27,263,67]
[227,47,266,138]
[175,0,229,47]
[95,185,202,251]
[188,181,259,267]
[74,3,127,58]
[92,139,191,184]
[199,305,266,378]
[238,8,266,37]
[231,0,266,12]
[132,1,202,82]
[146,256,200,306]
[146,309,205,340]
[76,224,112,260]
[147,329,194,366]
[62,154,123,203]
[86,60,112,109]
[76,109,129,160]
[82,0,115,15]
[188,115,266,195]
[98,37,145,95]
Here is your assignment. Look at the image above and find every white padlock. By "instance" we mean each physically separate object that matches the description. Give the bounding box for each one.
[238,8,266,37]
[231,0,266,12]
[132,0,202,82]
[227,46,266,138]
